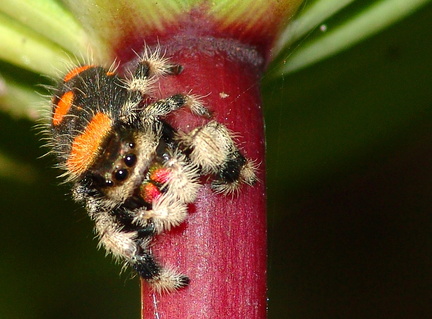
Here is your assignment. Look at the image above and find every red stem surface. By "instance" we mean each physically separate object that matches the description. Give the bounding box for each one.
[134,37,267,319]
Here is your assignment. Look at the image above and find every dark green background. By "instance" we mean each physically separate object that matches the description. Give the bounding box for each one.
[1,3,431,318]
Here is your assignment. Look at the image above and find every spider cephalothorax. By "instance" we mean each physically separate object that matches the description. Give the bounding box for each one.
[47,49,257,292]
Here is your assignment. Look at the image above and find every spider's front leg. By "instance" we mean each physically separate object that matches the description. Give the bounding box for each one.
[177,120,258,195]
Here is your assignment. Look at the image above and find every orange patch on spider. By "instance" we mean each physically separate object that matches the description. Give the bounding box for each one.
[67,112,112,175]
[53,91,74,126]
[63,65,94,82]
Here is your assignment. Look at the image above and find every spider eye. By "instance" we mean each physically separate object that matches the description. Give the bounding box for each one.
[124,154,137,167]
[105,179,114,187]
[114,169,129,181]
[86,174,114,188]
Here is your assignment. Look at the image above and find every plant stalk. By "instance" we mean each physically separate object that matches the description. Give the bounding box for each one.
[137,36,267,319]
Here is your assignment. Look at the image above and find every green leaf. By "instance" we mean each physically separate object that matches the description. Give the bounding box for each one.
[273,0,432,76]
[264,3,432,189]
[61,0,196,60]
[0,74,45,119]
[0,0,89,57]
[275,0,355,51]
[0,12,73,76]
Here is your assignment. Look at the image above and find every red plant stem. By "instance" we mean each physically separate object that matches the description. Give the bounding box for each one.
[138,37,267,319]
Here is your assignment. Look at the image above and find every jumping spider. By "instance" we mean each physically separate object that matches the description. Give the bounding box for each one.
[46,49,257,292]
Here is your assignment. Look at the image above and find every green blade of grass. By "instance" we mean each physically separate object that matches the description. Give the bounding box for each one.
[274,0,431,76]
[275,0,355,52]
[0,0,89,57]
[0,13,73,76]
[0,74,45,119]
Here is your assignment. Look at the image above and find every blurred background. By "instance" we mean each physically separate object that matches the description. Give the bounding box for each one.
[1,2,431,318]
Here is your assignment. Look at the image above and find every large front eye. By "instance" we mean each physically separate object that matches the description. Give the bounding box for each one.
[114,169,129,181]
[124,154,137,167]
